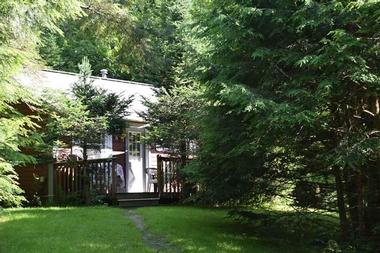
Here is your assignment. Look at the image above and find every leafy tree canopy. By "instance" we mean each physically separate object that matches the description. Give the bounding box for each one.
[39,0,184,88]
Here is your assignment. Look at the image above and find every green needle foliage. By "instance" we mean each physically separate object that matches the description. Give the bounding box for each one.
[10,0,380,250]
[44,57,132,160]
[0,84,38,206]
[144,0,380,250]
[182,0,380,249]
[72,57,133,135]
[142,84,204,159]
[0,0,82,206]
[43,91,108,161]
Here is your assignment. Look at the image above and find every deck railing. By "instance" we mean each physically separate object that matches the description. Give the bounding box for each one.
[157,156,183,198]
[54,158,115,200]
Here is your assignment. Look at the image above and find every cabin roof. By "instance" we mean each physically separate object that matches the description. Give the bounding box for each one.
[16,69,157,122]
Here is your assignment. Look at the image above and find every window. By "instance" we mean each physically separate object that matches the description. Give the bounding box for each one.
[128,132,141,157]
[102,134,112,149]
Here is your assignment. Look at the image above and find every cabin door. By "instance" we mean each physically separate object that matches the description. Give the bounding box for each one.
[126,130,145,192]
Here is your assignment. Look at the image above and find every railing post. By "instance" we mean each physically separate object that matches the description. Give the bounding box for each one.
[47,163,55,204]
[111,158,117,202]
[157,155,164,197]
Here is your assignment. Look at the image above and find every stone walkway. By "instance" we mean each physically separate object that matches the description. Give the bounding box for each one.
[125,209,181,253]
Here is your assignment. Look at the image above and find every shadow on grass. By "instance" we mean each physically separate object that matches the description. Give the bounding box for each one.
[228,208,339,244]
[137,206,326,253]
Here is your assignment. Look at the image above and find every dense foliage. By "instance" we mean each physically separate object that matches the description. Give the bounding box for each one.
[71,57,133,135]
[0,83,38,206]
[142,0,380,250]
[0,0,82,206]
[3,0,380,250]
[39,0,183,88]
[142,85,203,159]
[44,57,132,159]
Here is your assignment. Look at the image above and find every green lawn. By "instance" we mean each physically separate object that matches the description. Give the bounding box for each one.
[0,206,152,253]
[137,206,317,253]
[0,205,322,253]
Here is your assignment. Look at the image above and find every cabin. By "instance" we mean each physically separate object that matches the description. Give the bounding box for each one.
[16,69,182,207]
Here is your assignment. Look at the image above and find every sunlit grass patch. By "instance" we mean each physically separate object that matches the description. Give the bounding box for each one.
[0,206,152,253]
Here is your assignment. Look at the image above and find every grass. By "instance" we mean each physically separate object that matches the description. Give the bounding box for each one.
[0,206,152,253]
[137,206,321,253]
[0,205,333,253]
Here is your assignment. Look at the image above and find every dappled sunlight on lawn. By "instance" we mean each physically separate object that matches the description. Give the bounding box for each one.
[0,206,152,253]
[0,207,77,222]
[217,241,242,252]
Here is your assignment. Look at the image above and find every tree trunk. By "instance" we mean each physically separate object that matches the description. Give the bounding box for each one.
[365,163,379,235]
[365,97,380,235]
[344,168,359,240]
[356,170,366,238]
[334,166,349,241]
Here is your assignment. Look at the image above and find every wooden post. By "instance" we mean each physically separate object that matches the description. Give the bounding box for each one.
[111,158,117,203]
[47,163,55,204]
[157,155,164,197]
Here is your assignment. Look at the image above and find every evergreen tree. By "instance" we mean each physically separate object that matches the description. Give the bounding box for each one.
[181,0,380,248]
[142,0,380,249]
[72,57,133,135]
[0,0,82,206]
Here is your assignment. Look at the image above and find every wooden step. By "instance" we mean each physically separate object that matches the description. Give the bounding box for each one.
[118,198,159,208]
[116,192,159,200]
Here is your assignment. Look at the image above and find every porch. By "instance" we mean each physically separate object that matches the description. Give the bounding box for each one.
[51,155,183,207]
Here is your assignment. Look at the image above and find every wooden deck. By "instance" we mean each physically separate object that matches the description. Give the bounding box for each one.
[116,155,184,207]
[116,192,181,207]
[51,155,184,207]
[116,193,159,207]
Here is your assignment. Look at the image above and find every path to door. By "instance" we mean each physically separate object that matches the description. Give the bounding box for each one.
[125,209,181,253]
